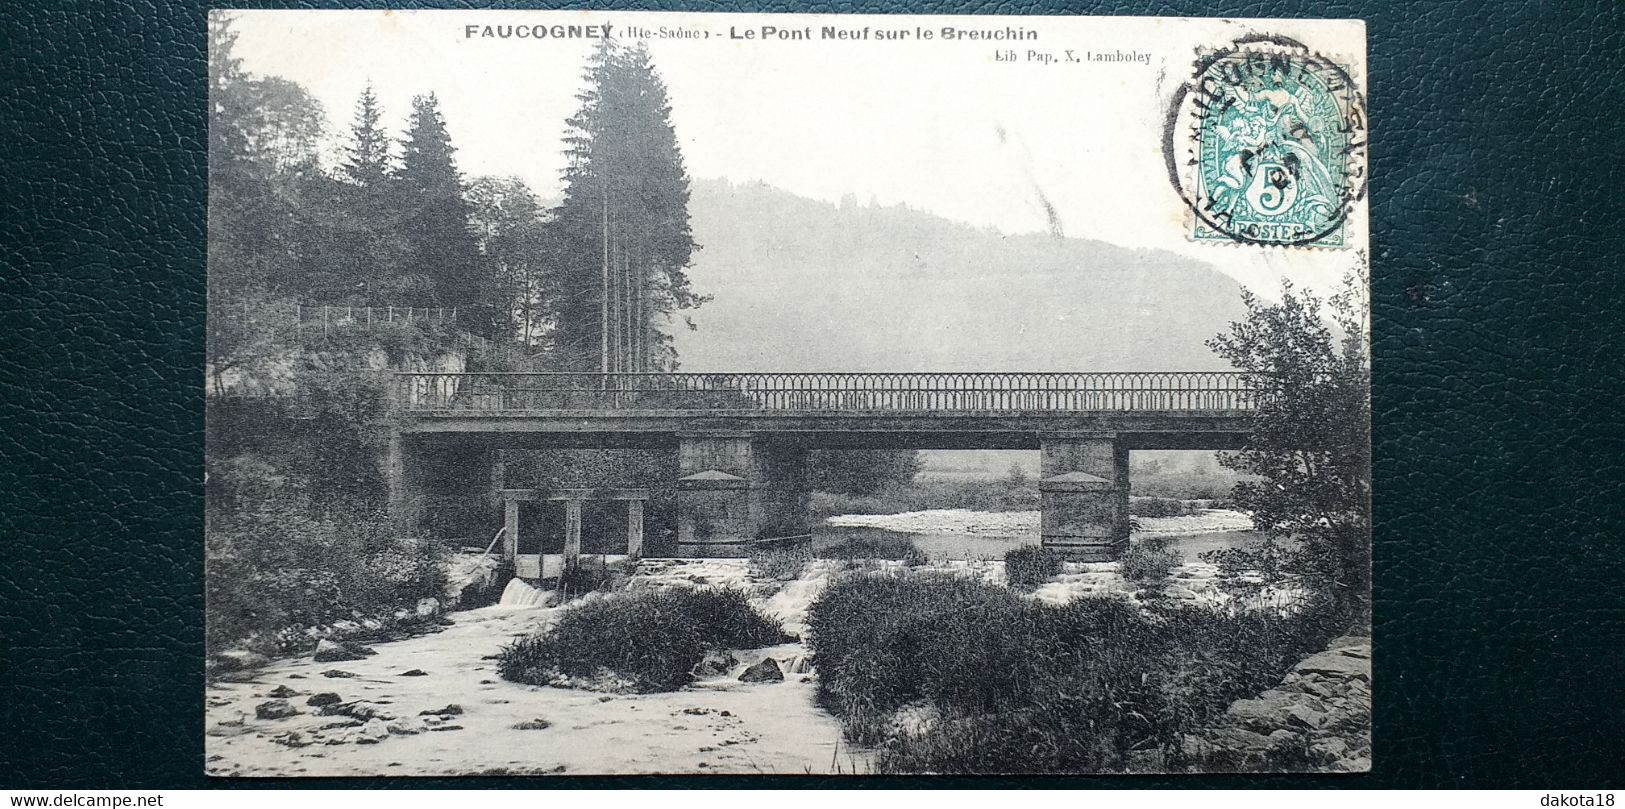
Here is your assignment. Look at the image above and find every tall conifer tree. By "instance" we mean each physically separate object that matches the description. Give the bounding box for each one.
[341,83,392,188]
[551,39,703,371]
[397,93,485,312]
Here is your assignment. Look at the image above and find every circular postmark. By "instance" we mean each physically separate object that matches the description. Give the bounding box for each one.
[1164,35,1368,248]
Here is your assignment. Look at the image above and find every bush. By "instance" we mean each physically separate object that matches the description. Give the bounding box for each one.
[1129,496,1202,517]
[809,477,1038,519]
[818,534,917,560]
[1120,538,1181,591]
[558,559,619,598]
[498,588,788,693]
[751,544,814,581]
[806,575,1346,773]
[205,488,448,656]
[1003,546,1062,590]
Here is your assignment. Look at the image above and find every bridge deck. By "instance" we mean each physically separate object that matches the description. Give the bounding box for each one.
[396,371,1255,412]
[392,372,1255,449]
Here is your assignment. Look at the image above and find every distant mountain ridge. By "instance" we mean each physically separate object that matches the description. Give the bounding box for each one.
[671,178,1247,373]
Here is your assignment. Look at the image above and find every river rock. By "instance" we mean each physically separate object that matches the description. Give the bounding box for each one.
[1294,650,1371,680]
[419,704,464,717]
[266,685,300,698]
[209,649,270,673]
[255,700,300,720]
[738,657,784,683]
[355,719,390,744]
[320,701,392,722]
[306,692,343,707]
[692,650,737,677]
[314,639,376,663]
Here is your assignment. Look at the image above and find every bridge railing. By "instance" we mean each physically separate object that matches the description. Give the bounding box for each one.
[395,372,1255,413]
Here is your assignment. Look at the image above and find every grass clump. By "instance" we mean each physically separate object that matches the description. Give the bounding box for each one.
[750,544,815,581]
[818,534,917,560]
[1120,538,1181,594]
[1128,496,1203,517]
[807,574,1344,773]
[1003,546,1063,590]
[498,588,788,693]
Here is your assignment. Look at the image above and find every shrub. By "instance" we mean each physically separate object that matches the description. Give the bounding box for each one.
[806,574,1346,773]
[809,477,1038,519]
[205,489,449,656]
[498,588,788,693]
[558,559,619,599]
[1128,496,1202,517]
[818,534,917,560]
[1003,546,1062,590]
[751,544,814,581]
[1120,538,1181,591]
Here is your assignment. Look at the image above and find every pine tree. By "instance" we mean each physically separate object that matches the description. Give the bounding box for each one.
[397,93,485,312]
[341,83,392,188]
[550,39,703,372]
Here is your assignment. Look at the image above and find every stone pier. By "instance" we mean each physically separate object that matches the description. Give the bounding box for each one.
[1039,432,1130,561]
[675,433,808,553]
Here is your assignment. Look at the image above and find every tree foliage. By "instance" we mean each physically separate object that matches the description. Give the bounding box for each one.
[809,449,924,495]
[550,38,705,371]
[1205,263,1371,615]
[397,93,489,314]
[467,176,553,347]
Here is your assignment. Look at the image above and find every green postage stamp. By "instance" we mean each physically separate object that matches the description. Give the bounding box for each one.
[1167,37,1368,248]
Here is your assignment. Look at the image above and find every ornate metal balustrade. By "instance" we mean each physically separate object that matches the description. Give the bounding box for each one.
[395,372,1255,413]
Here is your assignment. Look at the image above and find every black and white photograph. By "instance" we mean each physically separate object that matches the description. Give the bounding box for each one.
[203,9,1371,776]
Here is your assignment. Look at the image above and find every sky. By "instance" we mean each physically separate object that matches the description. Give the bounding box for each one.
[225,9,1368,299]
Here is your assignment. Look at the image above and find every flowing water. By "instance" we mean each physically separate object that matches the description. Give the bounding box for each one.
[807,522,1260,562]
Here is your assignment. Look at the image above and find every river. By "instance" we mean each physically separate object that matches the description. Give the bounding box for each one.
[811,508,1259,562]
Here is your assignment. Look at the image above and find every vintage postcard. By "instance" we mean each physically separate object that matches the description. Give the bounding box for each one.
[205,9,1370,776]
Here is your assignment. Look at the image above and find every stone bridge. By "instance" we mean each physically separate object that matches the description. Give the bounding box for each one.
[388,372,1255,564]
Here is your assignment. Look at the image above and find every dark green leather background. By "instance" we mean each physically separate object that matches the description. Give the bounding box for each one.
[3,0,1622,789]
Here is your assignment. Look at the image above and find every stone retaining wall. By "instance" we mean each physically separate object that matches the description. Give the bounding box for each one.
[1181,633,1372,772]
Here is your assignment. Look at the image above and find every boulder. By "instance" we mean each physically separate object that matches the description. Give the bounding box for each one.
[691,650,737,677]
[1281,704,1331,730]
[1209,726,1274,751]
[320,701,392,722]
[513,718,552,730]
[398,669,429,677]
[212,649,271,672]
[306,692,343,707]
[1294,650,1371,681]
[416,598,441,618]
[313,639,376,663]
[266,685,300,699]
[738,657,784,683]
[1227,696,1291,729]
[1266,728,1304,746]
[321,669,359,679]
[355,719,390,744]
[1313,737,1351,760]
[419,704,464,717]
[270,731,309,748]
[254,700,300,720]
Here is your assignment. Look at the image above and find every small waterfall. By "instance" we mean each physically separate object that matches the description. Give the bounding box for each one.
[497,577,553,608]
